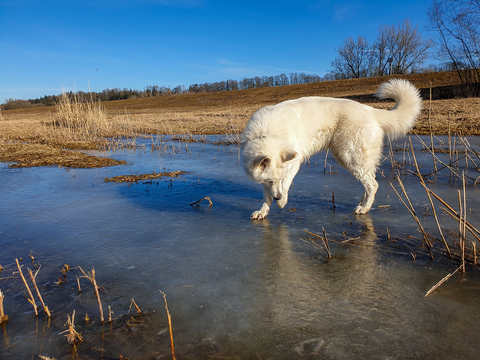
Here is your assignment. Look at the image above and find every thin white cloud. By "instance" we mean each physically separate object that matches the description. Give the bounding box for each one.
[216,59,237,67]
[333,1,363,22]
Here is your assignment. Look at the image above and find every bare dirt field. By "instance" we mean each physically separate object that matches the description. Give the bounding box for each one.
[1,71,479,168]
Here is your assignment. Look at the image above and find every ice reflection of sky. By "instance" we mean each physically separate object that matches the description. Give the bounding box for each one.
[1,136,480,359]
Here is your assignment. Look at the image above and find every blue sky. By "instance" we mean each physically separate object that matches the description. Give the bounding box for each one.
[0,0,432,103]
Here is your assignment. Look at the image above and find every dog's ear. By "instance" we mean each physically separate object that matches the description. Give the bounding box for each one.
[281,150,298,162]
[252,155,272,170]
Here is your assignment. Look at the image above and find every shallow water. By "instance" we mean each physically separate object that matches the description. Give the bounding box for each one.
[1,135,480,359]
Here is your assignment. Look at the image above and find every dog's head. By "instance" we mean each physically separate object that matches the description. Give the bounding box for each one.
[247,149,298,200]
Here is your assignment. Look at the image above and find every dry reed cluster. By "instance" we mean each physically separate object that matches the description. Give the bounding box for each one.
[1,258,176,360]
[51,92,109,140]
[389,136,480,295]
[304,130,480,297]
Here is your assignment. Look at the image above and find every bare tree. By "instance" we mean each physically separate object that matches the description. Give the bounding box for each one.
[331,36,372,78]
[428,0,480,94]
[332,20,432,78]
[375,19,433,75]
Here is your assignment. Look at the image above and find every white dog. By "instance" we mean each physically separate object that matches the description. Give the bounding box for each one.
[241,79,421,220]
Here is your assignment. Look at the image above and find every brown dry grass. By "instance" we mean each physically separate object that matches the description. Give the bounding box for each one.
[103,170,186,183]
[1,71,479,168]
[0,143,126,168]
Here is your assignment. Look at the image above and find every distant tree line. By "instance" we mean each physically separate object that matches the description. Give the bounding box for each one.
[0,72,334,110]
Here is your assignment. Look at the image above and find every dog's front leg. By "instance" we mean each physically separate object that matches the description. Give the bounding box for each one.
[251,188,273,220]
[277,161,300,209]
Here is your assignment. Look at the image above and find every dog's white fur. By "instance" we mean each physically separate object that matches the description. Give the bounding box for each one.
[241,79,422,220]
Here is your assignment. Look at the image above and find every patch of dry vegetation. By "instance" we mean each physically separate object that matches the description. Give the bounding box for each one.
[103,170,186,183]
[0,143,126,168]
[0,92,134,168]
[1,71,479,168]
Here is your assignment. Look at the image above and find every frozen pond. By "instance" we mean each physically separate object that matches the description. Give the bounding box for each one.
[1,135,480,359]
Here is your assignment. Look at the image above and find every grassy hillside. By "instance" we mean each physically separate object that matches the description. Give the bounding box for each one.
[104,71,466,112]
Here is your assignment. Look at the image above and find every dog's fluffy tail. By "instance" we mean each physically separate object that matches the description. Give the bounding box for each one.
[374,79,422,139]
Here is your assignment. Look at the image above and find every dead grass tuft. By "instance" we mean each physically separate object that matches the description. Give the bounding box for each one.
[0,142,126,168]
[103,170,186,183]
[50,91,109,140]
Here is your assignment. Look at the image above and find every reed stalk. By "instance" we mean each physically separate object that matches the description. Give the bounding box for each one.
[448,112,452,167]
[415,135,467,181]
[0,289,8,324]
[438,205,480,243]
[425,265,462,297]
[389,177,434,259]
[159,291,176,360]
[28,267,51,317]
[189,196,213,207]
[458,190,464,271]
[60,310,82,345]
[322,227,332,258]
[78,266,104,322]
[428,82,438,174]
[462,171,467,272]
[15,258,38,316]
[303,229,332,258]
[76,276,82,293]
[409,138,452,259]
[130,299,143,316]
[473,241,477,266]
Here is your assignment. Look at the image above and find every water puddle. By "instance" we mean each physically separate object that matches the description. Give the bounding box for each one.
[1,135,480,359]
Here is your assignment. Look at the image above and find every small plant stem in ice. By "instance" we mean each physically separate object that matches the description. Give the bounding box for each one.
[159,290,176,360]
[409,138,451,259]
[60,310,82,345]
[0,289,8,324]
[130,298,143,317]
[28,267,51,317]
[15,258,38,316]
[425,265,462,297]
[390,177,434,259]
[190,196,213,207]
[303,229,332,258]
[78,266,104,322]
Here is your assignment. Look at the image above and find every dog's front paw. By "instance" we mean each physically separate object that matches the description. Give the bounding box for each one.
[277,195,288,209]
[251,211,266,220]
[353,205,370,215]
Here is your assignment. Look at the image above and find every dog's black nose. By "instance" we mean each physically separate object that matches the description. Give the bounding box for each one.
[274,195,282,201]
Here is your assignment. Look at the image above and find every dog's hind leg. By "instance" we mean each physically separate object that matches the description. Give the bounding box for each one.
[353,172,378,214]
[251,188,273,220]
